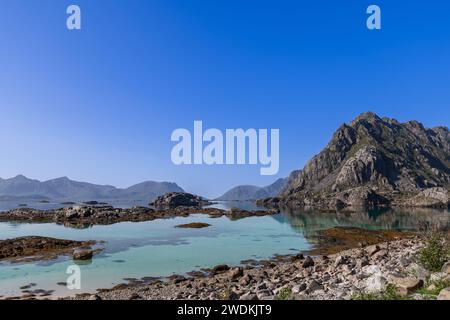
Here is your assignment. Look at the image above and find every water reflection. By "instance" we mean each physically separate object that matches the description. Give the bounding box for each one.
[277,207,450,237]
[0,199,148,212]
[207,201,263,211]
[1,202,449,298]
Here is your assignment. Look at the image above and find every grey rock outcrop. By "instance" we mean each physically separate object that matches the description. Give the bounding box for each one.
[437,287,450,300]
[405,187,449,208]
[150,192,211,209]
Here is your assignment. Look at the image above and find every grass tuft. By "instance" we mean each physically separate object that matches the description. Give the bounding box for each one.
[276,287,292,300]
[417,279,450,299]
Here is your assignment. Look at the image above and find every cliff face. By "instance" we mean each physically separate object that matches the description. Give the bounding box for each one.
[259,112,450,209]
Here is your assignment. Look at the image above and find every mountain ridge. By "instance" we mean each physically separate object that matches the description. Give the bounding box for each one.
[216,178,287,201]
[0,175,185,202]
[258,112,450,209]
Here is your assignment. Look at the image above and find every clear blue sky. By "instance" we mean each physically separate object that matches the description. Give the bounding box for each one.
[1,0,449,198]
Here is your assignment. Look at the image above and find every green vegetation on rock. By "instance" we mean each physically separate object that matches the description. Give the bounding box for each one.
[351,285,410,301]
[275,287,292,300]
[417,279,450,299]
[418,232,450,272]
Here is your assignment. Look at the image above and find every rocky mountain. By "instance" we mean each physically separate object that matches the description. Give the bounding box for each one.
[258,112,450,209]
[0,175,184,202]
[216,178,287,201]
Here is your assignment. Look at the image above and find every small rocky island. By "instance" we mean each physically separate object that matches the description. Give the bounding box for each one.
[150,192,212,209]
[175,222,211,229]
[0,236,96,263]
[258,112,450,210]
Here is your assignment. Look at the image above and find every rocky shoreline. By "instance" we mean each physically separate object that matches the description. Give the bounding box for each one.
[1,190,448,301]
[257,187,450,211]
[64,229,450,301]
[1,228,449,301]
[0,236,96,263]
[0,205,280,228]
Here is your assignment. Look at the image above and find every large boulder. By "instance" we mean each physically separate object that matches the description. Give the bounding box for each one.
[149,192,210,209]
[442,261,450,274]
[363,265,387,293]
[437,287,450,300]
[389,276,423,296]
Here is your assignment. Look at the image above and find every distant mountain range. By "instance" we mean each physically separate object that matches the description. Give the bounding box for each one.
[0,175,184,202]
[216,178,287,201]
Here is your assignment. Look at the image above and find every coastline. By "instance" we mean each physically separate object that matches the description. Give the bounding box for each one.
[1,205,449,301]
[1,227,449,301]
[0,205,280,227]
[66,231,441,301]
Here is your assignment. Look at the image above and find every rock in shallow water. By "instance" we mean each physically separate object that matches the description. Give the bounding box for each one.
[211,265,230,275]
[175,222,211,229]
[73,249,94,261]
[0,236,95,263]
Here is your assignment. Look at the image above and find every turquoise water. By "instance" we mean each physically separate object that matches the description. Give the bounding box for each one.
[0,213,309,298]
[1,203,449,298]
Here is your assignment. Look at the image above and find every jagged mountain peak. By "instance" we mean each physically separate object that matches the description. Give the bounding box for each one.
[259,113,450,209]
[350,111,382,125]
